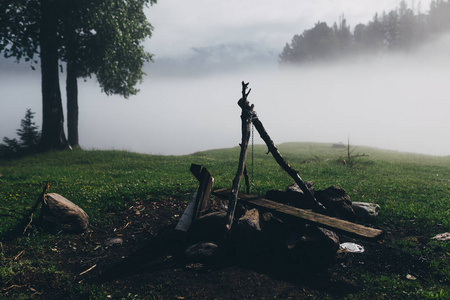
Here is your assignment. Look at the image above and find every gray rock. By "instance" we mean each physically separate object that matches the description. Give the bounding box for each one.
[185,242,219,263]
[315,186,356,222]
[352,202,380,222]
[236,208,261,232]
[103,237,124,247]
[285,182,317,209]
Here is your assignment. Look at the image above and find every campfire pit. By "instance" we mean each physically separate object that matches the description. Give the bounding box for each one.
[176,82,383,273]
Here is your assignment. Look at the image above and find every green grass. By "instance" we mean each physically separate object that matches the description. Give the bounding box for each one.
[1,143,449,298]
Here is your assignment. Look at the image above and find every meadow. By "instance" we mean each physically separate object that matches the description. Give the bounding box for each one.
[0,142,449,299]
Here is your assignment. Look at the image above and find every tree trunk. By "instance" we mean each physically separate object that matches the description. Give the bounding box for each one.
[66,62,80,148]
[38,0,69,152]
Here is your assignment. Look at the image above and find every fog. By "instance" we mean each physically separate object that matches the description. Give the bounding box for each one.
[1,33,450,157]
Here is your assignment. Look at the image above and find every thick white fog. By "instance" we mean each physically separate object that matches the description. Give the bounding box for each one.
[1,34,449,156]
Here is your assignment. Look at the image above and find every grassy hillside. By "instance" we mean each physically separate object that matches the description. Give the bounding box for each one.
[0,143,449,298]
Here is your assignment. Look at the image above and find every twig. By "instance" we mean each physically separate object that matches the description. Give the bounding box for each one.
[436,178,450,182]
[1,284,25,292]
[22,183,49,235]
[13,249,25,261]
[112,221,131,234]
[79,264,97,276]
[22,213,34,235]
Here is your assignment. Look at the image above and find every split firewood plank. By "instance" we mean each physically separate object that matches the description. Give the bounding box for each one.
[190,164,214,220]
[175,188,198,233]
[214,189,383,240]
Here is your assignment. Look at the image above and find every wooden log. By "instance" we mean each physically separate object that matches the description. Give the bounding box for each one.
[214,189,383,240]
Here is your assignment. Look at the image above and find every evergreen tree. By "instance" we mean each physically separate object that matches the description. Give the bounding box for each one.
[17,109,41,152]
[0,109,41,159]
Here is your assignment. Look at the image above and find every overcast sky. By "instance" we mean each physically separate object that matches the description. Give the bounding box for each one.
[2,0,449,157]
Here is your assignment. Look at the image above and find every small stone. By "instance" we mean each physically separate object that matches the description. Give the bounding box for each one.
[103,237,123,247]
[406,274,417,280]
[340,242,365,253]
[431,232,450,241]
[185,242,219,263]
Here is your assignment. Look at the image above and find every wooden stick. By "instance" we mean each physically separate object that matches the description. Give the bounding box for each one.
[251,115,327,213]
[243,166,250,195]
[225,82,253,231]
[79,264,97,276]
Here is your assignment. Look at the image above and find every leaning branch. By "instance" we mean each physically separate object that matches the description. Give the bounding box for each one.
[251,115,327,213]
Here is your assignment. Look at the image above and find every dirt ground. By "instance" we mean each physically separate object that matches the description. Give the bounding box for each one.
[6,197,434,299]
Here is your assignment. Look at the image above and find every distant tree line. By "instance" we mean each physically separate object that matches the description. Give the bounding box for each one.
[279,0,450,65]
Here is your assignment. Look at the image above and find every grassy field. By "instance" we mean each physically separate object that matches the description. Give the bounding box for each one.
[0,142,449,299]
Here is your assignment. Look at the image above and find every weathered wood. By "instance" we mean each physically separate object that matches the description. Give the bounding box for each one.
[214,189,383,240]
[243,166,250,195]
[41,193,89,232]
[174,188,198,233]
[190,164,214,220]
[225,81,253,231]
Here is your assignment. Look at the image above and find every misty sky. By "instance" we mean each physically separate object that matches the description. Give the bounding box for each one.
[1,0,450,156]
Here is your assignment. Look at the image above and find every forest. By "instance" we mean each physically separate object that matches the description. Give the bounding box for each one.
[279,0,450,64]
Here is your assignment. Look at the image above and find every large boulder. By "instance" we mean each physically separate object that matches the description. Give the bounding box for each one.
[40,193,89,233]
[315,186,356,222]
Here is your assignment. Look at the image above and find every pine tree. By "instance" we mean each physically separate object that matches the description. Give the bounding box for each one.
[0,109,41,159]
[17,109,41,152]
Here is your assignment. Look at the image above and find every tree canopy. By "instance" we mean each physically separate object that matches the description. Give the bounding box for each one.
[0,0,156,151]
